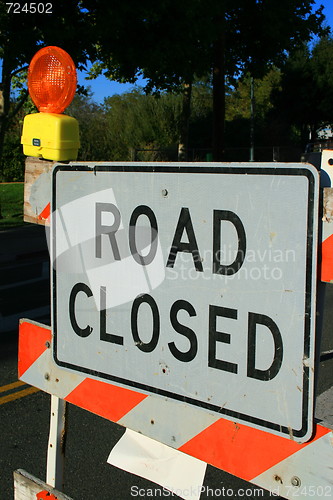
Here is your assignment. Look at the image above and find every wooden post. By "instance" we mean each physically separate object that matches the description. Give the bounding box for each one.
[23,156,68,494]
[13,469,72,500]
[24,157,54,225]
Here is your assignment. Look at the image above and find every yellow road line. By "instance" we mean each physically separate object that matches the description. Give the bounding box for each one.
[0,386,40,405]
[0,380,26,394]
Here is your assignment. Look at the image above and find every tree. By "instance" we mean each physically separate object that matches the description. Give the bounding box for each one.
[0,94,38,183]
[69,86,212,162]
[102,90,182,160]
[271,35,333,147]
[0,0,95,178]
[0,0,328,171]
[226,70,281,122]
[82,0,327,159]
[67,90,111,161]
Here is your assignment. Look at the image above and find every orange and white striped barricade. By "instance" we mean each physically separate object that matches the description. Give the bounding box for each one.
[318,150,333,372]
[17,159,333,499]
[23,157,52,225]
[17,160,333,499]
[320,149,333,283]
[14,468,72,500]
[18,316,333,499]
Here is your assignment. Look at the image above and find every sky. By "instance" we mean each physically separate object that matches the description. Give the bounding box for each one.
[77,0,333,103]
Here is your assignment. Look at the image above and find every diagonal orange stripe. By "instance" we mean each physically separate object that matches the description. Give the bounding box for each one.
[65,378,148,422]
[320,233,333,281]
[38,202,51,221]
[179,419,329,481]
[18,321,52,378]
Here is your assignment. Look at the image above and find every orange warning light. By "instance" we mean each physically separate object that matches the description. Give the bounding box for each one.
[22,46,80,161]
[27,46,77,113]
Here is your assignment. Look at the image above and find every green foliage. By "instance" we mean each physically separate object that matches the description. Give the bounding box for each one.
[308,36,333,125]
[1,136,25,181]
[0,1,331,172]
[0,0,330,170]
[1,96,36,182]
[271,35,333,146]
[0,182,24,228]
[187,82,213,150]
[3,30,333,176]
[226,70,282,122]
[82,0,327,89]
[68,91,111,161]
[102,90,183,160]
[80,0,327,159]
[68,84,213,161]
[221,33,333,151]
[0,1,94,68]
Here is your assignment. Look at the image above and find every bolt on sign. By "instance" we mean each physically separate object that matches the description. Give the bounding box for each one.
[51,163,319,443]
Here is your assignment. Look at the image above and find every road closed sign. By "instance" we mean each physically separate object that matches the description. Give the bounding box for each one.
[51,163,319,442]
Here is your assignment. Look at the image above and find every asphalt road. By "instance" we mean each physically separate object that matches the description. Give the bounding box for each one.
[1,224,332,500]
[0,224,50,334]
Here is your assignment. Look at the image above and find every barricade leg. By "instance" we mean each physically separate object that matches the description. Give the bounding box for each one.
[46,396,67,490]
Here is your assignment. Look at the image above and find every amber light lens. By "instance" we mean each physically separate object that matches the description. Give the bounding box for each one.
[28,46,77,113]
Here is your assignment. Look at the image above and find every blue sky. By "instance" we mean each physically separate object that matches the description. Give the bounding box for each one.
[319,0,333,30]
[77,73,145,103]
[78,0,333,103]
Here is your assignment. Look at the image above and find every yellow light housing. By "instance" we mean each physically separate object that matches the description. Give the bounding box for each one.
[21,112,80,161]
[21,46,80,161]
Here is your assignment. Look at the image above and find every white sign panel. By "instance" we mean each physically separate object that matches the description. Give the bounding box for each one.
[51,163,318,442]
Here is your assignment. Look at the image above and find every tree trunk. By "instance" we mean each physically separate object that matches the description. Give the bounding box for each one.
[300,124,312,151]
[212,16,226,162]
[0,54,12,181]
[0,52,12,219]
[178,82,192,161]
